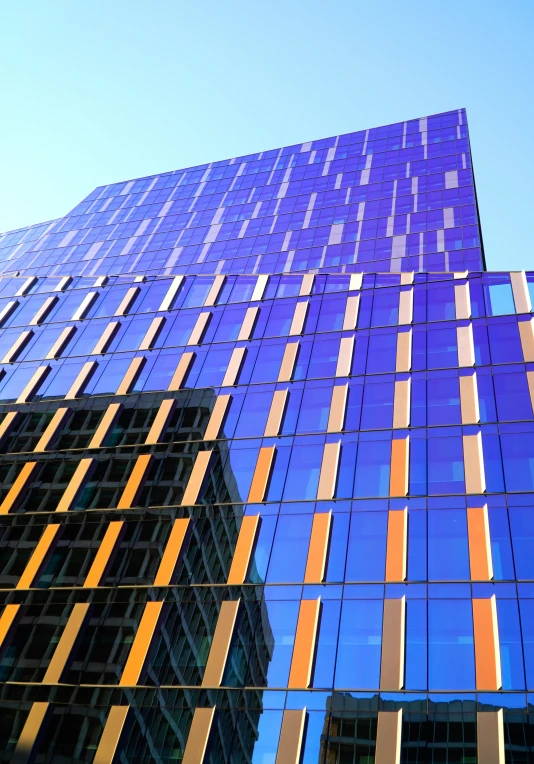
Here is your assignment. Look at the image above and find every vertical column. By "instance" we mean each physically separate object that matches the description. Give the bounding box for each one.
[237,306,259,340]
[477,710,505,764]
[304,511,332,583]
[154,518,191,586]
[202,600,240,687]
[385,508,407,582]
[289,301,308,336]
[115,286,140,316]
[34,408,71,452]
[227,515,261,585]
[182,707,215,764]
[204,395,232,440]
[300,273,314,296]
[463,432,485,494]
[120,601,164,685]
[459,372,479,424]
[204,274,226,306]
[343,294,360,330]
[467,506,493,580]
[455,280,471,319]
[0,411,19,447]
[168,352,195,390]
[65,360,98,399]
[43,603,90,683]
[264,389,288,436]
[510,271,532,314]
[46,325,77,359]
[0,461,39,514]
[116,356,146,395]
[288,599,321,688]
[519,318,534,362]
[188,312,212,345]
[279,342,299,382]
[398,287,413,325]
[145,398,177,444]
[140,316,166,350]
[92,322,121,354]
[93,706,130,764]
[327,383,348,432]
[380,597,406,691]
[335,336,354,377]
[375,710,403,764]
[0,604,21,649]
[457,323,475,367]
[222,347,247,386]
[117,454,154,509]
[158,275,184,311]
[316,442,341,500]
[393,378,410,429]
[275,709,307,764]
[17,365,50,403]
[248,446,276,502]
[473,595,502,690]
[396,329,412,372]
[390,438,409,497]
[88,403,123,448]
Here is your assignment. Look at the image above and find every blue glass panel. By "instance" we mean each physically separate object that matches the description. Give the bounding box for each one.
[354,440,390,497]
[345,512,387,581]
[405,600,427,689]
[428,509,469,580]
[267,515,313,583]
[428,599,474,690]
[282,444,323,501]
[334,599,383,689]
[427,436,464,494]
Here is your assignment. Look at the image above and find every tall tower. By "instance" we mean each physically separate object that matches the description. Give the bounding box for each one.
[0,109,529,763]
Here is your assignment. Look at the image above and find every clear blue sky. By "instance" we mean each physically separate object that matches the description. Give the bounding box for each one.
[1,0,532,270]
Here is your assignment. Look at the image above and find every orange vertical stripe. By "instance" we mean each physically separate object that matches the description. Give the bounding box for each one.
[181,450,213,506]
[385,508,407,582]
[304,511,332,583]
[473,595,501,690]
[117,454,153,509]
[389,438,409,497]
[182,707,215,764]
[84,521,125,588]
[288,598,321,688]
[202,600,240,687]
[247,446,276,503]
[17,524,61,589]
[0,461,39,515]
[227,515,260,585]
[119,601,164,686]
[154,519,191,586]
[467,506,493,580]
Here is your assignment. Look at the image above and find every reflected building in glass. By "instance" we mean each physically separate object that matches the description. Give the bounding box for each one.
[0,108,532,762]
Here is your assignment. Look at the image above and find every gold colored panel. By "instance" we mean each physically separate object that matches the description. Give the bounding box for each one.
[54,276,72,292]
[182,707,215,764]
[275,709,307,764]
[116,356,146,395]
[457,324,475,367]
[222,347,247,386]
[0,411,20,447]
[154,518,191,587]
[288,599,321,688]
[477,710,505,764]
[202,600,240,687]
[467,506,493,580]
[237,306,259,341]
[459,373,480,424]
[34,407,71,452]
[12,702,49,764]
[17,524,61,590]
[117,453,153,509]
[16,365,50,403]
[43,602,90,684]
[227,515,260,585]
[2,330,34,364]
[158,275,184,311]
[46,325,77,359]
[92,321,121,354]
[455,282,471,319]
[289,300,309,336]
[463,433,485,494]
[317,441,341,500]
[375,710,402,764]
[380,597,406,691]
[396,330,412,372]
[188,312,212,345]
[88,403,123,448]
[300,273,314,296]
[0,461,39,515]
[398,288,413,325]
[145,398,176,444]
[168,352,195,391]
[385,508,407,582]
[349,273,362,290]
[204,395,232,440]
[247,446,276,503]
[519,318,534,362]
[251,274,269,301]
[473,595,502,690]
[327,384,348,433]
[278,342,299,382]
[181,450,213,506]
[393,379,411,429]
[93,706,130,764]
[115,286,140,316]
[527,370,534,415]
[342,295,360,331]
[29,295,59,326]
[139,316,166,350]
[511,271,532,314]
[72,291,98,320]
[0,604,21,649]
[204,274,226,306]
[120,601,164,686]
[65,360,98,399]
[335,336,354,377]
[400,272,414,285]
[55,458,95,513]
[304,511,332,583]
[389,438,409,497]
[84,521,125,588]
[264,389,288,436]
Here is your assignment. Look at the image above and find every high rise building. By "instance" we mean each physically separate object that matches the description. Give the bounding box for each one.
[0,108,531,762]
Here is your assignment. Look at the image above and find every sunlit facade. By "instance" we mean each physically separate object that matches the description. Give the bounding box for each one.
[0,109,532,762]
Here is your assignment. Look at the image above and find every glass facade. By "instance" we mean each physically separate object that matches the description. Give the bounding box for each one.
[0,109,531,762]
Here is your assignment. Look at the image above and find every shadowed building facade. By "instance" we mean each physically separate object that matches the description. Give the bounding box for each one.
[0,109,532,762]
